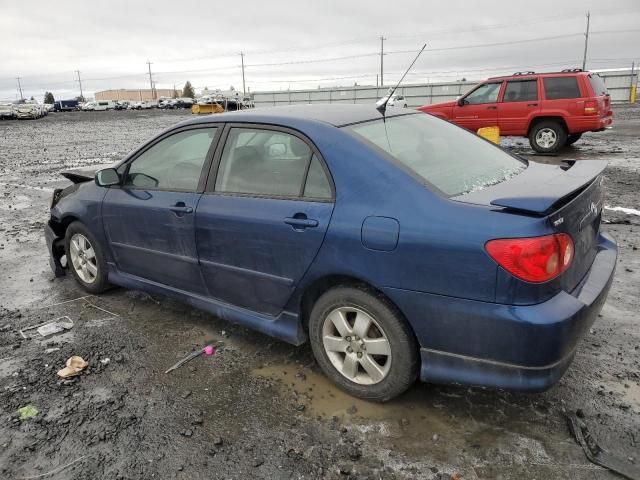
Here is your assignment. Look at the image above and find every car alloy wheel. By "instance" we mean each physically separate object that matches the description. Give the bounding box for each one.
[69,233,98,284]
[321,306,392,385]
[535,127,558,149]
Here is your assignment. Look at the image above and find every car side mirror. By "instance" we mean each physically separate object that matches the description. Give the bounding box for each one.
[457,98,466,107]
[95,168,120,187]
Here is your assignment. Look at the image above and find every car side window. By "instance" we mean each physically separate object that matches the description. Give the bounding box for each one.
[464,82,501,104]
[543,77,581,100]
[304,155,332,199]
[215,128,314,197]
[503,80,538,102]
[125,128,218,191]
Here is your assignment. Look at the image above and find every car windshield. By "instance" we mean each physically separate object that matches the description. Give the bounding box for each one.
[345,113,525,196]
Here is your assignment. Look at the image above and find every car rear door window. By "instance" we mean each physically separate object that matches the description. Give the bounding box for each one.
[464,82,501,104]
[543,77,581,99]
[303,155,332,199]
[125,128,218,191]
[503,80,538,102]
[215,128,316,198]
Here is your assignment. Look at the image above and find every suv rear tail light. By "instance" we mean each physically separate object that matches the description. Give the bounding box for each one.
[584,100,598,115]
[485,234,574,283]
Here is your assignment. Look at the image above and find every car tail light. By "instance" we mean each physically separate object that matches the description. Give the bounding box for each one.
[584,100,598,115]
[485,234,574,283]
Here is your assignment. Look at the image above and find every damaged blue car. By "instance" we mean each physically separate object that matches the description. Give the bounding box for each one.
[45,105,617,401]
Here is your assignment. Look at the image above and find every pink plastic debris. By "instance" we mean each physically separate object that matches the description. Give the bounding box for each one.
[204,345,215,356]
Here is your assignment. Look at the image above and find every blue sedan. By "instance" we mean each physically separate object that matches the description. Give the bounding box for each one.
[45,105,617,401]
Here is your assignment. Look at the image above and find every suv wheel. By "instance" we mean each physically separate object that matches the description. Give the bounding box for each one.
[65,222,109,293]
[529,120,567,153]
[308,286,419,402]
[566,133,583,146]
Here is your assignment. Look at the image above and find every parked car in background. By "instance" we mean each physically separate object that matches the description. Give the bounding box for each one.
[132,101,154,110]
[45,104,616,401]
[0,102,16,119]
[44,103,55,113]
[114,101,129,110]
[419,69,612,153]
[378,92,408,109]
[54,100,81,112]
[387,95,408,108]
[15,102,42,119]
[82,101,115,111]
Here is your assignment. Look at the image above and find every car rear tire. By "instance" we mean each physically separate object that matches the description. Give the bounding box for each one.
[528,120,567,153]
[308,286,419,402]
[566,133,583,146]
[65,222,109,294]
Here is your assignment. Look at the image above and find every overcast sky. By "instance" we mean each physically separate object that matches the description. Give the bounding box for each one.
[1,0,638,101]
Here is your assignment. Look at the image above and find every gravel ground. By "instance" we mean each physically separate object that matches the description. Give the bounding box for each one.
[0,107,638,480]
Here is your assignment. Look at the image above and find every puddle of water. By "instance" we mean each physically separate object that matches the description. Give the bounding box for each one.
[253,363,556,465]
[255,364,468,446]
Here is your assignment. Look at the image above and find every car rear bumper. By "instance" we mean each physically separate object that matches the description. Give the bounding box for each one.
[568,114,613,133]
[384,232,617,392]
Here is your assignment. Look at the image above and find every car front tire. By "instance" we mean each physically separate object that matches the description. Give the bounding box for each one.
[64,221,109,294]
[529,120,567,153]
[308,286,419,402]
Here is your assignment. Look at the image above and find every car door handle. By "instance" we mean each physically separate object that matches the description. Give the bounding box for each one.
[487,106,497,110]
[527,103,538,107]
[169,203,193,214]
[284,216,319,229]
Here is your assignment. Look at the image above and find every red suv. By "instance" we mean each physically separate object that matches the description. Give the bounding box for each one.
[418,69,613,153]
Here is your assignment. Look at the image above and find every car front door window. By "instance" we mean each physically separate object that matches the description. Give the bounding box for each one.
[125,128,218,191]
[464,83,501,105]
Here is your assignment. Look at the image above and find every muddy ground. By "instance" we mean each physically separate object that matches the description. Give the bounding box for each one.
[0,107,638,480]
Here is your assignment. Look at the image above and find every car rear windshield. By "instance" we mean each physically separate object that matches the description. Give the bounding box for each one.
[345,113,525,197]
[588,74,608,96]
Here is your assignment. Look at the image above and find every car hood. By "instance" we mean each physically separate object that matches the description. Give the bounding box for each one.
[419,101,456,111]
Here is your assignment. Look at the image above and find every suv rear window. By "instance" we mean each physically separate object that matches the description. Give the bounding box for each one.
[345,113,525,197]
[588,74,608,96]
[543,77,581,100]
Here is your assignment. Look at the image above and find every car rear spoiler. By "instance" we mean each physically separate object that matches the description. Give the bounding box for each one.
[455,160,607,216]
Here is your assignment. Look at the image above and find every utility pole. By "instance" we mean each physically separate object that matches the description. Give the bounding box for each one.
[146,61,155,100]
[582,11,590,71]
[75,70,84,100]
[16,77,23,101]
[240,52,246,96]
[380,36,386,87]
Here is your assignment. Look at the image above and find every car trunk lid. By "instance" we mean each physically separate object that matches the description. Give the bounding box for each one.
[454,160,607,292]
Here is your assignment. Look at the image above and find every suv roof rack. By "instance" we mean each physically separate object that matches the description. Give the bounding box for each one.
[513,71,535,76]
[561,68,584,73]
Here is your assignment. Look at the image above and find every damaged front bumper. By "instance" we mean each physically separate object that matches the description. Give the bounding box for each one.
[45,222,66,277]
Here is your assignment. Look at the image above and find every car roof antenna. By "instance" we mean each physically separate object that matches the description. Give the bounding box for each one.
[376,43,427,116]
